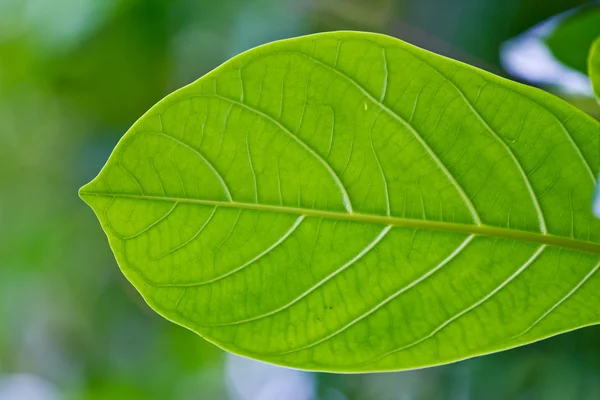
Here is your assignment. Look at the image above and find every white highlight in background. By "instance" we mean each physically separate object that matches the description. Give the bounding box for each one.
[226,354,316,400]
[500,10,594,97]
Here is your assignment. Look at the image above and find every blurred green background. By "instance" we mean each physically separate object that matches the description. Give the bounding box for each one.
[1,0,600,399]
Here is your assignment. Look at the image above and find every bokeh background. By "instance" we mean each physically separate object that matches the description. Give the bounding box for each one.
[1,0,600,399]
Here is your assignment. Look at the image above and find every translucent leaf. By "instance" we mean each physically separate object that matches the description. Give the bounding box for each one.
[588,36,600,218]
[81,32,600,372]
[590,36,600,102]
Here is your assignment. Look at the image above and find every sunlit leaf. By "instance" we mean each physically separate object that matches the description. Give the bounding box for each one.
[588,36,600,218]
[80,32,600,372]
[590,36,600,102]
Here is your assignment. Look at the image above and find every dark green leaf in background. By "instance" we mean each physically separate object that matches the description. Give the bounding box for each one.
[546,5,600,74]
[80,31,600,372]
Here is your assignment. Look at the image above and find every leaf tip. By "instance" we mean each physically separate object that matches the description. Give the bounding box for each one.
[78,181,96,207]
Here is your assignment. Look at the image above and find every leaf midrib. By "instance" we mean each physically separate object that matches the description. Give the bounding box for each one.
[80,190,600,253]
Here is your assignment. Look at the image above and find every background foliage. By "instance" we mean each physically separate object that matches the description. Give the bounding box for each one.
[1,0,599,399]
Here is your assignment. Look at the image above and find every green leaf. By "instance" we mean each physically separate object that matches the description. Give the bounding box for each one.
[588,36,600,218]
[546,5,600,74]
[80,31,600,372]
[590,36,600,102]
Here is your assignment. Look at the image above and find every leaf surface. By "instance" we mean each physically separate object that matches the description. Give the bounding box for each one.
[80,31,600,372]
[588,36,600,218]
[590,36,600,102]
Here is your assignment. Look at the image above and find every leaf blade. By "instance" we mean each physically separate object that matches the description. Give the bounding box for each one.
[590,36,600,101]
[81,31,600,372]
